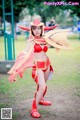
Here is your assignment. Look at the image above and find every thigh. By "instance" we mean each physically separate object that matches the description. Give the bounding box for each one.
[37,69,46,88]
[44,66,50,82]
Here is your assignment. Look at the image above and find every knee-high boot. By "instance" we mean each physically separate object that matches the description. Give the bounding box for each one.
[31,90,41,118]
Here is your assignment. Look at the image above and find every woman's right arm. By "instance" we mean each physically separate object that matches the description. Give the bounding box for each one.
[8,40,35,75]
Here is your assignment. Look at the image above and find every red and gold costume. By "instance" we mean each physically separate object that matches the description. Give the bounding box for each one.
[8,19,72,118]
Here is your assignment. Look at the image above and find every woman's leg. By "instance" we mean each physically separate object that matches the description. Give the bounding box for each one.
[44,66,50,82]
[36,69,46,105]
[31,69,46,118]
[39,66,52,106]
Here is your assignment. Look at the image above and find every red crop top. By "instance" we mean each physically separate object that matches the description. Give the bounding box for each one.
[34,43,48,53]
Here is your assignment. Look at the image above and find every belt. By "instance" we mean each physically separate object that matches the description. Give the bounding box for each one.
[34,59,50,69]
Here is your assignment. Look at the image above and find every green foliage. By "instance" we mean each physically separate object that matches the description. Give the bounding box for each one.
[0,0,36,22]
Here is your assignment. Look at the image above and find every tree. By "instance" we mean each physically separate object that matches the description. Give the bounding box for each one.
[0,0,80,24]
[0,0,36,39]
[0,0,36,22]
[29,0,80,24]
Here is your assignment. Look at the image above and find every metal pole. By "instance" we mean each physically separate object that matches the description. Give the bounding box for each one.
[11,0,15,59]
[2,0,7,60]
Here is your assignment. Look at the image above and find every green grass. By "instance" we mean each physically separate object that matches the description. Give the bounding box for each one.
[0,34,80,119]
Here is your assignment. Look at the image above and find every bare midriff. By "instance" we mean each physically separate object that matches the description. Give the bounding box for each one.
[34,51,48,61]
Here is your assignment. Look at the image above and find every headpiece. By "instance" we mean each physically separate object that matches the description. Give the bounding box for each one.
[18,19,57,34]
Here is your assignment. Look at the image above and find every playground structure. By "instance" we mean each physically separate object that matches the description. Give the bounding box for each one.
[0,0,15,73]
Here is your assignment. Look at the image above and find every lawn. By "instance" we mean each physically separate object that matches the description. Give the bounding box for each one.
[0,33,80,120]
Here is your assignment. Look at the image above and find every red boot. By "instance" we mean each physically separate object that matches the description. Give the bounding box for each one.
[39,86,52,106]
[39,98,51,106]
[31,99,41,118]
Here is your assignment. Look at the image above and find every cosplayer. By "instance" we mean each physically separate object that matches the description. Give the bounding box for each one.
[8,19,72,118]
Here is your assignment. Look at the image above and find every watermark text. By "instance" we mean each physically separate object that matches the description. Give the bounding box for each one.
[44,1,79,6]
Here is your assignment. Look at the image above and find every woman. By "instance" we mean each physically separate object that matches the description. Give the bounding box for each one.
[8,19,72,118]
